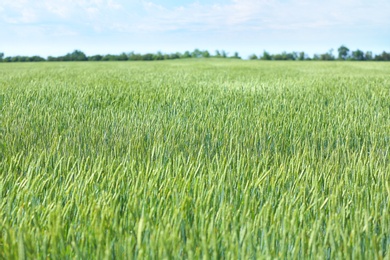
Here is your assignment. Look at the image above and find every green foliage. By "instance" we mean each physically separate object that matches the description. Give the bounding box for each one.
[182,51,192,58]
[352,49,365,61]
[260,51,271,60]
[72,50,87,61]
[232,52,240,59]
[319,49,335,60]
[338,45,350,60]
[88,54,103,61]
[153,51,164,60]
[272,51,297,60]
[2,47,390,62]
[191,49,202,58]
[313,54,319,60]
[298,52,306,61]
[202,50,211,58]
[365,51,373,61]
[0,60,390,258]
[374,51,390,61]
[48,50,87,61]
[2,55,45,62]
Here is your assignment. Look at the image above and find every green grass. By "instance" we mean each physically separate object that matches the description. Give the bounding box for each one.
[0,59,389,259]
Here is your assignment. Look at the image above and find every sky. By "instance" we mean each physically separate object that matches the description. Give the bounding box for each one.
[0,0,389,58]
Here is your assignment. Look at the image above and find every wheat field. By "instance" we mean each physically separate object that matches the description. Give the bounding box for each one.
[0,60,389,259]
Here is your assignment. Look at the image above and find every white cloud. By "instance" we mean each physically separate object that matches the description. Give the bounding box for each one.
[107,0,122,9]
[1,0,389,33]
[132,0,390,33]
[1,0,389,56]
[44,1,72,18]
[0,0,125,24]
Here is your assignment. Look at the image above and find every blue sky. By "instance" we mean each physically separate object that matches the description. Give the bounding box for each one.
[1,0,389,58]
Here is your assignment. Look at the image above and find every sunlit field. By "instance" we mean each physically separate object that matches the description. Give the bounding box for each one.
[0,60,389,258]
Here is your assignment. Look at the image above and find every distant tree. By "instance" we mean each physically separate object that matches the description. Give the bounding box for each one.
[12,56,28,62]
[382,51,390,61]
[88,55,103,61]
[153,51,164,60]
[338,45,350,60]
[320,49,335,60]
[270,52,294,60]
[286,52,296,60]
[351,49,365,61]
[69,50,87,61]
[127,51,135,58]
[320,53,333,60]
[260,51,272,60]
[142,53,154,61]
[375,51,390,61]
[47,56,57,61]
[102,54,116,61]
[0,52,3,61]
[53,50,87,61]
[5,48,390,62]
[202,50,210,58]
[129,53,143,61]
[365,51,373,61]
[312,54,320,60]
[29,56,45,62]
[117,52,128,61]
[127,51,138,61]
[182,51,192,58]
[272,54,284,60]
[169,52,181,59]
[232,52,241,59]
[298,51,306,61]
[192,49,202,58]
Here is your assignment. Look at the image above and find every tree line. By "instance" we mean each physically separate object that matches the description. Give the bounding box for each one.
[0,46,389,62]
[249,46,390,61]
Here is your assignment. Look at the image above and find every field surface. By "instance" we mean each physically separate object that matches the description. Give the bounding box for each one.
[0,60,390,259]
